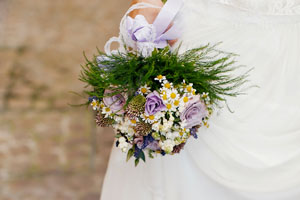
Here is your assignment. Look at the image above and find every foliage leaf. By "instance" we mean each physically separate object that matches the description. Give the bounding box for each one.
[79,44,252,110]
[126,148,134,162]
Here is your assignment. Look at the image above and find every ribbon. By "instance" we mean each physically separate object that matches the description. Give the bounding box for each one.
[153,0,184,36]
[104,0,184,57]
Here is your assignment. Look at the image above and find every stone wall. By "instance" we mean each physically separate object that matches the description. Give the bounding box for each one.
[0,0,129,199]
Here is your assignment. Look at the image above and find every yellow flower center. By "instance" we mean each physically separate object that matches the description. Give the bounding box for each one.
[174,100,180,106]
[183,96,189,103]
[149,115,155,120]
[203,94,207,98]
[170,93,177,99]
[164,83,171,89]
[105,107,111,112]
[157,75,163,80]
[92,102,98,107]
[192,90,196,95]
[187,86,192,92]
[179,132,184,136]
[162,94,167,100]
[141,88,148,94]
[100,104,104,108]
[166,104,172,110]
[131,119,137,124]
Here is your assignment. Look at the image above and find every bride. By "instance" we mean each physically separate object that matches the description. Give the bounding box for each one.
[100,0,300,199]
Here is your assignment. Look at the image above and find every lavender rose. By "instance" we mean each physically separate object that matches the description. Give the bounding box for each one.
[180,95,208,129]
[145,91,166,116]
[103,90,126,114]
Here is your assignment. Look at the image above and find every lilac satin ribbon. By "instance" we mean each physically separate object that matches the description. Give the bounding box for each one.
[126,0,183,56]
[153,0,183,37]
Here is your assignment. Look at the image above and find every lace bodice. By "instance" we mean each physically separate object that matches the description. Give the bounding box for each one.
[213,0,300,15]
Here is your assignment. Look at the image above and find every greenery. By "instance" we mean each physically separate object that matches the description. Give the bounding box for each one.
[80,44,251,108]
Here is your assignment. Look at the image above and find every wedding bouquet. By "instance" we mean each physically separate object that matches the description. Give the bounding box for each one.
[79,0,249,166]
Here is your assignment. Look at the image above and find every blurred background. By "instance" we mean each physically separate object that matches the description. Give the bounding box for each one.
[0,0,129,199]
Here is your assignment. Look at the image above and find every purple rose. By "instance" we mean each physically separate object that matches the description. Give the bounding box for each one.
[103,90,126,114]
[145,91,166,116]
[180,95,208,129]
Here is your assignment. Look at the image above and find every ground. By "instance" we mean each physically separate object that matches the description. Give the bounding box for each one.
[0,0,129,199]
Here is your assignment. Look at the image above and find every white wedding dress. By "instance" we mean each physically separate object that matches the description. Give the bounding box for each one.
[100,0,300,199]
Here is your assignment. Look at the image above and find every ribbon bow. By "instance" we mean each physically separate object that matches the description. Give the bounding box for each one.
[126,0,183,57]
[104,0,183,57]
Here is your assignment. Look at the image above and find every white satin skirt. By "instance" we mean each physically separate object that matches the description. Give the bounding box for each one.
[100,1,300,199]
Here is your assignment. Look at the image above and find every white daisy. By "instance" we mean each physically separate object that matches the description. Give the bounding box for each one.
[184,83,194,94]
[165,102,177,112]
[138,84,151,95]
[159,88,170,103]
[128,118,139,126]
[201,92,209,100]
[90,99,100,111]
[172,99,180,108]
[102,106,112,118]
[178,95,190,112]
[143,114,159,124]
[191,88,197,96]
[140,113,148,121]
[179,79,187,92]
[161,80,173,90]
[202,92,211,104]
[166,89,180,102]
[154,75,166,83]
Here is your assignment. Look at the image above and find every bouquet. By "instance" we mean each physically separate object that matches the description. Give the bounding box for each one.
[79,0,250,166]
